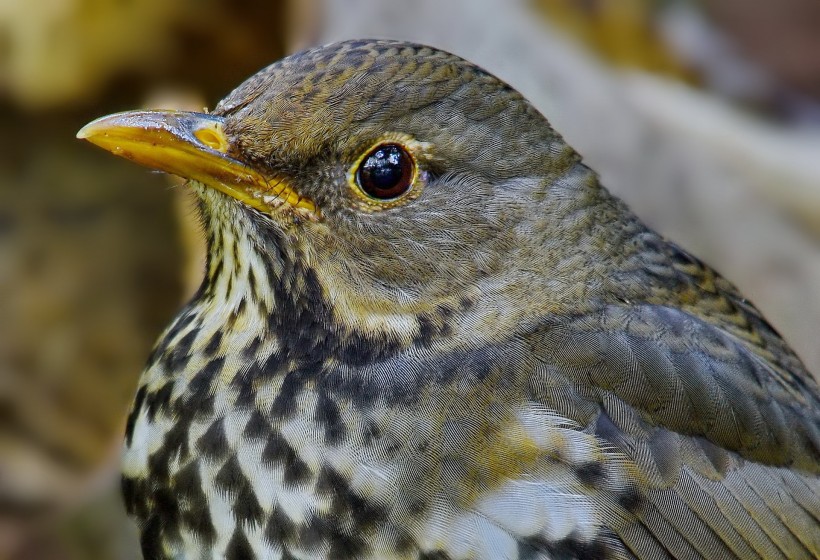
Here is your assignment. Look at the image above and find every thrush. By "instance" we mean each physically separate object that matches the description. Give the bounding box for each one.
[77,40,819,560]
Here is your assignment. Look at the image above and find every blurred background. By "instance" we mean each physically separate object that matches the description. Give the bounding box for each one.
[1,0,819,558]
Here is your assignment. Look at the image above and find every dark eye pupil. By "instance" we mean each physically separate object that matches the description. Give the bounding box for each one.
[357,144,413,199]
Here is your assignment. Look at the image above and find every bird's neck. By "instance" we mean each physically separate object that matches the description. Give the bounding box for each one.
[139,175,662,395]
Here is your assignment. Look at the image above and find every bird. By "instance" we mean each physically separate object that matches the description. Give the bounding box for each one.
[77,39,819,560]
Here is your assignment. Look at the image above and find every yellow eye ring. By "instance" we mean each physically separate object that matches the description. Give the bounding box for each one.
[356,143,415,200]
[347,135,431,210]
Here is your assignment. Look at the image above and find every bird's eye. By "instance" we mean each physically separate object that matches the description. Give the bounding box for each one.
[356,144,414,200]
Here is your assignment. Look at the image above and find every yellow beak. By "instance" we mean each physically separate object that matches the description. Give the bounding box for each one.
[77,110,316,214]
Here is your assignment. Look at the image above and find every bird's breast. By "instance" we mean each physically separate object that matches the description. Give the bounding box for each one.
[120,306,635,559]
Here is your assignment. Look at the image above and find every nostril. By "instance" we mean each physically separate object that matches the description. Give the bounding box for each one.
[194,125,229,152]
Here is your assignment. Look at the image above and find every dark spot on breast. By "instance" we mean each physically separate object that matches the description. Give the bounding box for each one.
[121,475,146,518]
[261,431,312,486]
[145,382,174,423]
[162,412,193,464]
[321,366,381,410]
[347,492,386,532]
[148,445,172,486]
[335,332,394,367]
[382,432,403,459]
[125,386,147,446]
[188,355,224,401]
[436,303,454,319]
[314,465,346,497]
[247,266,259,300]
[225,273,234,298]
[406,498,428,517]
[177,465,216,546]
[242,335,264,360]
[234,377,257,410]
[314,465,387,535]
[209,258,224,287]
[327,528,367,559]
[406,443,426,461]
[214,456,247,498]
[197,418,229,463]
[204,330,223,356]
[298,514,330,551]
[233,478,264,528]
[315,391,346,445]
[459,296,475,311]
[417,315,437,346]
[151,487,181,543]
[139,513,163,560]
[145,342,164,372]
[270,370,307,419]
[174,462,205,506]
[225,298,248,334]
[164,328,199,371]
[419,551,452,560]
[225,526,255,560]
[264,504,297,546]
[159,310,197,351]
[517,537,544,560]
[243,410,272,440]
[298,508,368,559]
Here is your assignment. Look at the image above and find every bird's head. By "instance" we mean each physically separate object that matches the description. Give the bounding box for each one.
[79,40,616,349]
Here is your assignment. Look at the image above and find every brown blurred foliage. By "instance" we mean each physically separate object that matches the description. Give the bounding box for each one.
[1,0,291,109]
[534,0,695,79]
[0,1,289,558]
[536,0,820,116]
[704,0,820,100]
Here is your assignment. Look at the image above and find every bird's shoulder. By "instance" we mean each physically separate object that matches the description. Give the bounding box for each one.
[519,297,820,473]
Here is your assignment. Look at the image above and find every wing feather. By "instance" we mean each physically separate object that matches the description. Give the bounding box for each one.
[523,303,820,558]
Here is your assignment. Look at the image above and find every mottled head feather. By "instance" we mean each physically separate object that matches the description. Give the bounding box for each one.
[201,40,624,348]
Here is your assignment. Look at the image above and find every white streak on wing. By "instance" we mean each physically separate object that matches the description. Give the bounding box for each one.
[476,480,601,543]
[418,499,460,552]
[447,513,518,560]
[515,404,603,466]
[476,480,545,536]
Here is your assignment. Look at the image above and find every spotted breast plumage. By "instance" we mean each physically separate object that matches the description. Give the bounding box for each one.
[78,40,819,560]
